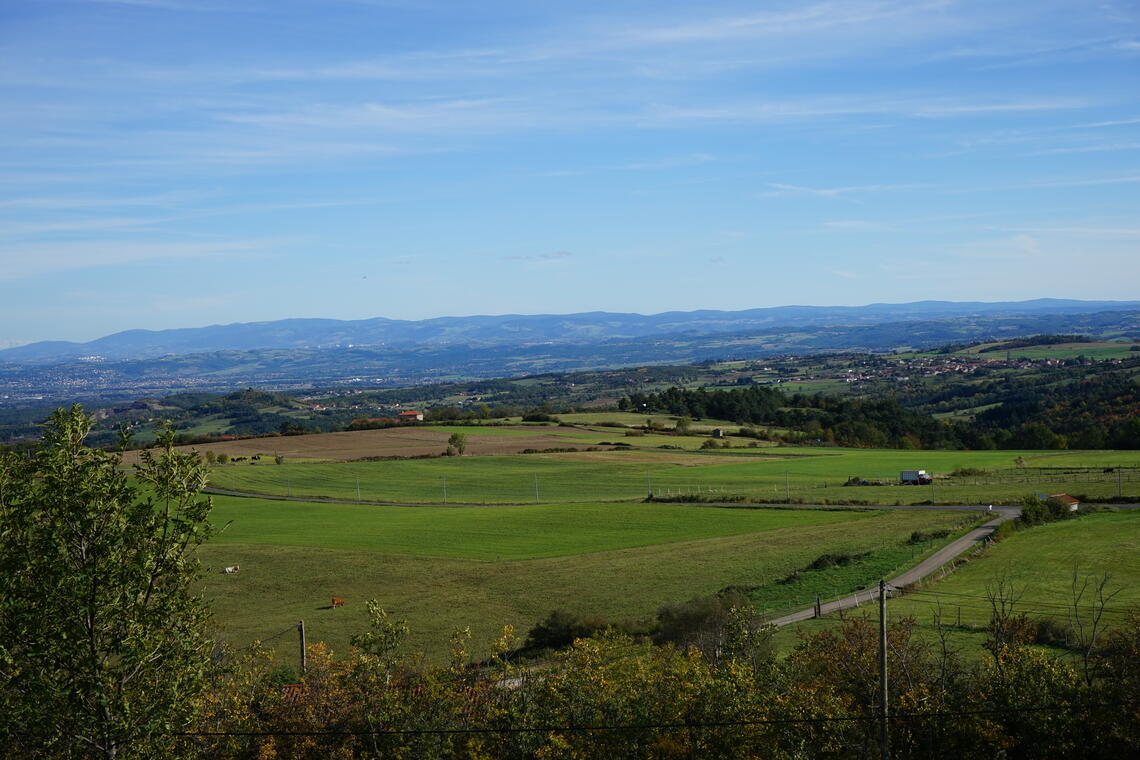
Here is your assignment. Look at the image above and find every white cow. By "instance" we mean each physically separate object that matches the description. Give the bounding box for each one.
[222,565,240,574]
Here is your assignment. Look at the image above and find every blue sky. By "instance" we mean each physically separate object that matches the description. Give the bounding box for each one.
[2,0,1138,345]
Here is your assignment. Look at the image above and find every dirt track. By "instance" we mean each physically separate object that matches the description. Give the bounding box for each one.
[768,508,1019,626]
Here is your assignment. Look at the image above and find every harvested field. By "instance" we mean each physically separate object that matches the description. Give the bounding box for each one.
[124,425,619,463]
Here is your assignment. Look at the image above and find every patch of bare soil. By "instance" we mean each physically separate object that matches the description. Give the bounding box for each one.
[123,426,613,463]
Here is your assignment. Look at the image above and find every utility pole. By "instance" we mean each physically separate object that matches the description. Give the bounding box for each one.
[356,477,361,502]
[647,470,652,499]
[879,579,889,760]
[534,474,540,503]
[785,471,790,503]
[442,476,447,504]
[298,620,307,676]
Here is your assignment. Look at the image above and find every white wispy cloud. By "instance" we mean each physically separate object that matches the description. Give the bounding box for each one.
[764,182,926,198]
[954,233,1042,260]
[642,95,1089,127]
[1025,141,1140,156]
[0,238,282,280]
[541,153,717,177]
[503,250,572,262]
[997,225,1140,238]
[1015,174,1140,189]
[0,192,192,210]
[823,220,896,230]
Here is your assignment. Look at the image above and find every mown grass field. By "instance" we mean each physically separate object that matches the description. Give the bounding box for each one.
[204,495,863,560]
[778,509,1140,656]
[210,445,1140,506]
[188,428,1136,667]
[199,498,979,662]
[965,341,1138,360]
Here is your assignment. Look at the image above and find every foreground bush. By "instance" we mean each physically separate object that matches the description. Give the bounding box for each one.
[184,607,1140,760]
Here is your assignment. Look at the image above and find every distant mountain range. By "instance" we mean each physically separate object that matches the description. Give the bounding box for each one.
[5,299,1139,364]
[2,300,1138,407]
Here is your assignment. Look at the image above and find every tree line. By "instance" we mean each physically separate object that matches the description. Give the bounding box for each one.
[618,372,1140,449]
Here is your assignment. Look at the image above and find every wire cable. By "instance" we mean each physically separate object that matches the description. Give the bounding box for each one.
[171,702,1136,737]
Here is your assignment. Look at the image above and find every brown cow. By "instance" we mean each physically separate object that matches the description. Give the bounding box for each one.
[331,597,344,608]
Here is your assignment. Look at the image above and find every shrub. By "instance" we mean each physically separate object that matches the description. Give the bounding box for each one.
[1033,618,1077,649]
[525,610,605,651]
[908,528,952,544]
[522,412,559,423]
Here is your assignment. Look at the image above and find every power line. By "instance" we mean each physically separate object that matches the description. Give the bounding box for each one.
[170,702,1135,738]
[900,588,1135,616]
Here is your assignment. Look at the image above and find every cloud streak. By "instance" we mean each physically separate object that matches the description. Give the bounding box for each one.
[503,250,572,262]
[0,238,283,280]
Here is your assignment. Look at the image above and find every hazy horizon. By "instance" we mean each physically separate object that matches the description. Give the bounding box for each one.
[3,296,1137,351]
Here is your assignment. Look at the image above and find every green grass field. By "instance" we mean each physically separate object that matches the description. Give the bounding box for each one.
[199,498,979,663]
[206,496,865,560]
[210,446,1140,506]
[778,509,1140,656]
[190,435,1138,668]
[978,342,1138,360]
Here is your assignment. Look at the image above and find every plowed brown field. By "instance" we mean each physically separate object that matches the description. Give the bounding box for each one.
[124,426,604,463]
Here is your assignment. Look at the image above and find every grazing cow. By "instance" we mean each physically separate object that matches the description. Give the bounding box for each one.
[222,565,239,574]
[331,597,345,608]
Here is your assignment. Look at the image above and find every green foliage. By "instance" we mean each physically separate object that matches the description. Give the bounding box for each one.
[1020,494,1076,526]
[185,607,1140,760]
[0,406,214,760]
[350,600,409,675]
[652,590,773,666]
[446,432,467,455]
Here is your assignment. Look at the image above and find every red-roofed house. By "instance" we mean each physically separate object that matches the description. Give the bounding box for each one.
[398,410,424,422]
[1050,493,1081,512]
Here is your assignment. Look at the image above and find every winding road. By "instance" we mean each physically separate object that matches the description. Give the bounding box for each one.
[767,507,1018,627]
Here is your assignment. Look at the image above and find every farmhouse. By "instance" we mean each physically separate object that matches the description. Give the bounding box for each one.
[1050,493,1081,511]
[398,410,425,422]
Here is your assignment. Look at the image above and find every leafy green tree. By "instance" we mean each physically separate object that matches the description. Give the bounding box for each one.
[0,406,215,759]
[447,431,467,455]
